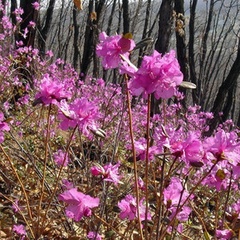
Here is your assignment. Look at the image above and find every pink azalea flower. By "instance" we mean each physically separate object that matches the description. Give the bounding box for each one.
[0,112,10,143]
[13,224,26,239]
[215,229,233,239]
[134,137,159,161]
[163,177,190,206]
[203,129,240,166]
[118,194,151,222]
[96,32,135,69]
[91,162,122,185]
[58,188,99,221]
[32,2,40,10]
[53,149,69,167]
[87,231,102,240]
[171,132,204,167]
[34,74,71,106]
[128,50,183,99]
[58,98,99,136]
[163,177,192,222]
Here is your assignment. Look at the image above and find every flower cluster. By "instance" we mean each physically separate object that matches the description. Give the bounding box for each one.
[128,50,183,99]
[91,162,122,185]
[96,32,135,69]
[58,188,99,222]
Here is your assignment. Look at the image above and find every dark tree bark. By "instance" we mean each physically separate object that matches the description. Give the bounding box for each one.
[155,0,174,54]
[73,6,80,70]
[38,0,55,56]
[174,0,189,82]
[189,0,198,104]
[80,0,106,77]
[122,0,130,34]
[206,37,240,135]
[19,0,39,47]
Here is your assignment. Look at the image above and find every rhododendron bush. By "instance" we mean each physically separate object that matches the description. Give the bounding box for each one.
[0,5,240,240]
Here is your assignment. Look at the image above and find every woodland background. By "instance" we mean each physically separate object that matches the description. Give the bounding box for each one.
[1,0,240,132]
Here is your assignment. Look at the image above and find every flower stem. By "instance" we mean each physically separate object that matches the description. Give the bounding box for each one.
[144,94,151,240]
[125,74,144,240]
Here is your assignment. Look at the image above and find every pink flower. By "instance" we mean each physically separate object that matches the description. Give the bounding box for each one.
[53,149,69,167]
[96,32,135,69]
[58,188,99,221]
[203,129,240,166]
[134,137,159,161]
[129,50,183,99]
[0,112,10,143]
[215,229,233,239]
[13,224,26,239]
[32,2,40,10]
[91,162,122,185]
[118,194,151,222]
[171,132,204,167]
[58,98,99,136]
[34,74,71,106]
[163,177,192,222]
[87,231,102,240]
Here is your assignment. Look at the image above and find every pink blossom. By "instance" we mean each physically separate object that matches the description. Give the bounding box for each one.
[58,98,99,136]
[163,177,192,222]
[91,162,122,185]
[34,74,71,106]
[58,188,99,221]
[215,229,233,239]
[0,112,10,143]
[163,177,190,206]
[118,194,151,222]
[134,137,159,161]
[171,132,204,167]
[87,231,102,240]
[32,2,40,10]
[96,32,135,69]
[53,149,69,167]
[13,224,26,239]
[28,21,36,28]
[203,129,240,166]
[129,50,183,99]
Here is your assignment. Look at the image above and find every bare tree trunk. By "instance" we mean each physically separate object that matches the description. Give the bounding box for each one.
[206,37,240,135]
[189,0,198,104]
[174,0,189,82]
[73,6,80,70]
[38,0,56,56]
[81,0,106,77]
[122,0,130,34]
[155,0,174,54]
